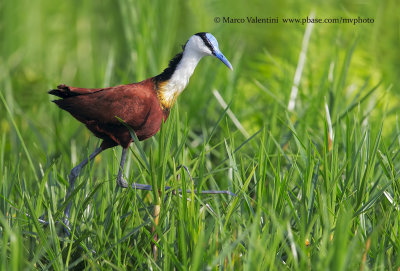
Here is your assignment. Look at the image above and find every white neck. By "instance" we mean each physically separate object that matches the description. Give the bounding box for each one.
[158,50,205,108]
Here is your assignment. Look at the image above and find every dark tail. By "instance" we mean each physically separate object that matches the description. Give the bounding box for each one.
[48,84,78,98]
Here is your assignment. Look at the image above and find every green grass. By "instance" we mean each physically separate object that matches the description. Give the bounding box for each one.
[1,0,400,270]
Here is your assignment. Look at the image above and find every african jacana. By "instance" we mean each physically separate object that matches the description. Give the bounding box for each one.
[49,32,233,227]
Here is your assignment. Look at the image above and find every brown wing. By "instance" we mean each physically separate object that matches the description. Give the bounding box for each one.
[49,79,163,148]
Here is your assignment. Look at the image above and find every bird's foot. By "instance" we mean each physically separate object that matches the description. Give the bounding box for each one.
[115,165,235,196]
[117,178,154,191]
[117,176,129,188]
[116,175,154,191]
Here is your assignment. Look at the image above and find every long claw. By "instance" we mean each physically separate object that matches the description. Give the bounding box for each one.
[127,182,235,196]
[123,165,236,196]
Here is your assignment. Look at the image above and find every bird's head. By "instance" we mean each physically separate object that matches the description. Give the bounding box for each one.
[184,32,233,70]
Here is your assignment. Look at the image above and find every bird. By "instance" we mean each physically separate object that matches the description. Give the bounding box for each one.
[49,32,233,226]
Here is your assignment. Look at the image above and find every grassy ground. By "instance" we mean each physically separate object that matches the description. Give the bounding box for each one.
[1,0,400,270]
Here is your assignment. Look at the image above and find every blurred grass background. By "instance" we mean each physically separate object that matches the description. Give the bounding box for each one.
[1,0,400,269]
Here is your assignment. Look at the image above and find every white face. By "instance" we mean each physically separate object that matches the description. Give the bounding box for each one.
[185,33,233,70]
[185,35,213,56]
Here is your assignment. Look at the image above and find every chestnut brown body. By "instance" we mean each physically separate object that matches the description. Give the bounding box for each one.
[49,79,169,150]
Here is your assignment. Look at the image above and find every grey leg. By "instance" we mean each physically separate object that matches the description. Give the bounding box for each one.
[116,148,129,187]
[64,147,103,228]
